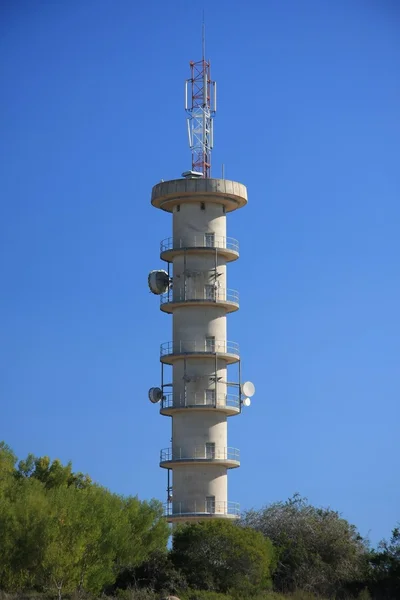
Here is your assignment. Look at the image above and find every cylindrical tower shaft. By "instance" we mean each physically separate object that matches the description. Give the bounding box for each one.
[151,177,248,523]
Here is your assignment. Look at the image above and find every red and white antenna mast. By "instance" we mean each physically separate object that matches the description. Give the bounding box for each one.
[184,24,216,178]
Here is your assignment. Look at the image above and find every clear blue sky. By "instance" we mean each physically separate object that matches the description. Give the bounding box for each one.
[1,0,399,546]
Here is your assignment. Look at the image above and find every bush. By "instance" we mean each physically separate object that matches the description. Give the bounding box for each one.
[242,494,368,596]
[115,590,158,600]
[178,592,233,600]
[112,551,186,596]
[171,520,275,596]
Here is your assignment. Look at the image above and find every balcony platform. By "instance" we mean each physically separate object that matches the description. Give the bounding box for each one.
[160,446,240,470]
[163,500,240,522]
[160,288,239,314]
[160,235,239,263]
[160,340,240,365]
[151,178,247,213]
[159,393,241,417]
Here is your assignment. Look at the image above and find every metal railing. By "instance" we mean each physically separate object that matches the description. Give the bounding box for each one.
[160,340,239,357]
[160,235,239,254]
[163,500,240,517]
[160,446,240,463]
[161,392,241,410]
[160,288,239,306]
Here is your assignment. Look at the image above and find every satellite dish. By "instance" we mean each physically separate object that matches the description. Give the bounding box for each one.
[148,387,163,404]
[242,397,251,407]
[148,270,170,295]
[241,381,255,397]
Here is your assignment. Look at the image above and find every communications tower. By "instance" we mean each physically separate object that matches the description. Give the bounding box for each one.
[148,41,255,522]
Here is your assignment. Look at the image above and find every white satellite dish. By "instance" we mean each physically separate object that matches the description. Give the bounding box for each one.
[148,270,170,295]
[148,387,163,404]
[241,381,255,398]
[242,397,251,407]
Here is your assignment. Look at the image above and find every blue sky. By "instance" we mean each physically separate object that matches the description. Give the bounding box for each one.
[1,0,399,545]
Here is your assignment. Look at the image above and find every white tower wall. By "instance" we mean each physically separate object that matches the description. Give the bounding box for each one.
[172,467,227,515]
[173,203,226,242]
[173,309,227,343]
[151,177,248,522]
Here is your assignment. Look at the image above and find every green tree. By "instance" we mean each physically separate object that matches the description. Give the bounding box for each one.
[0,443,169,597]
[0,476,49,591]
[40,485,85,599]
[36,486,169,597]
[113,550,186,596]
[0,441,16,482]
[170,520,275,596]
[119,497,170,568]
[242,494,368,596]
[17,453,91,489]
[368,525,400,599]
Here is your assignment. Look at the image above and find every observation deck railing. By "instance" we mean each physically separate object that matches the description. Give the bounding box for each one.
[160,235,239,255]
[163,500,240,518]
[160,287,239,307]
[160,446,240,463]
[160,340,239,358]
[160,392,241,411]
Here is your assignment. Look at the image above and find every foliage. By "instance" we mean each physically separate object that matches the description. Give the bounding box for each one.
[170,520,275,596]
[16,453,92,489]
[115,589,158,600]
[0,442,169,598]
[367,525,400,599]
[178,590,234,600]
[0,443,17,481]
[0,476,49,591]
[148,592,329,600]
[2,441,400,600]
[114,550,186,596]
[241,493,369,597]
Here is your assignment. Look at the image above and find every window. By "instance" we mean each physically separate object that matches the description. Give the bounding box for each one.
[176,204,180,212]
[204,232,215,247]
[205,284,216,301]
[205,442,215,459]
[206,495,215,513]
[205,389,215,405]
[205,336,215,353]
[201,202,205,210]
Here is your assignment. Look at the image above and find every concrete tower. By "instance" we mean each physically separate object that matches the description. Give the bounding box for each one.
[148,48,254,523]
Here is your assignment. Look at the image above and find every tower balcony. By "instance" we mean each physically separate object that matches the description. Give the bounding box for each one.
[160,288,239,314]
[160,392,241,416]
[160,340,240,365]
[160,235,239,263]
[163,500,240,522]
[160,446,240,469]
[151,178,247,214]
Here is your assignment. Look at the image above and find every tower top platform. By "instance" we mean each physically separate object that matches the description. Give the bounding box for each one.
[151,178,248,213]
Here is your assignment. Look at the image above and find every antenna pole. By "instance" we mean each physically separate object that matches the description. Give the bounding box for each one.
[185,21,216,178]
[202,12,205,60]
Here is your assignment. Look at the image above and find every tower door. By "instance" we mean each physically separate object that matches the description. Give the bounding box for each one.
[205,336,215,353]
[205,284,216,301]
[205,389,215,406]
[204,232,215,248]
[205,442,215,459]
[206,495,215,513]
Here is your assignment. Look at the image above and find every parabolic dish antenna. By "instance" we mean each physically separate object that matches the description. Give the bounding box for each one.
[241,381,255,397]
[148,270,170,295]
[148,387,163,404]
[242,397,251,407]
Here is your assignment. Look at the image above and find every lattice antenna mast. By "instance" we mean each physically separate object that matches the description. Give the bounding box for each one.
[184,24,216,178]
